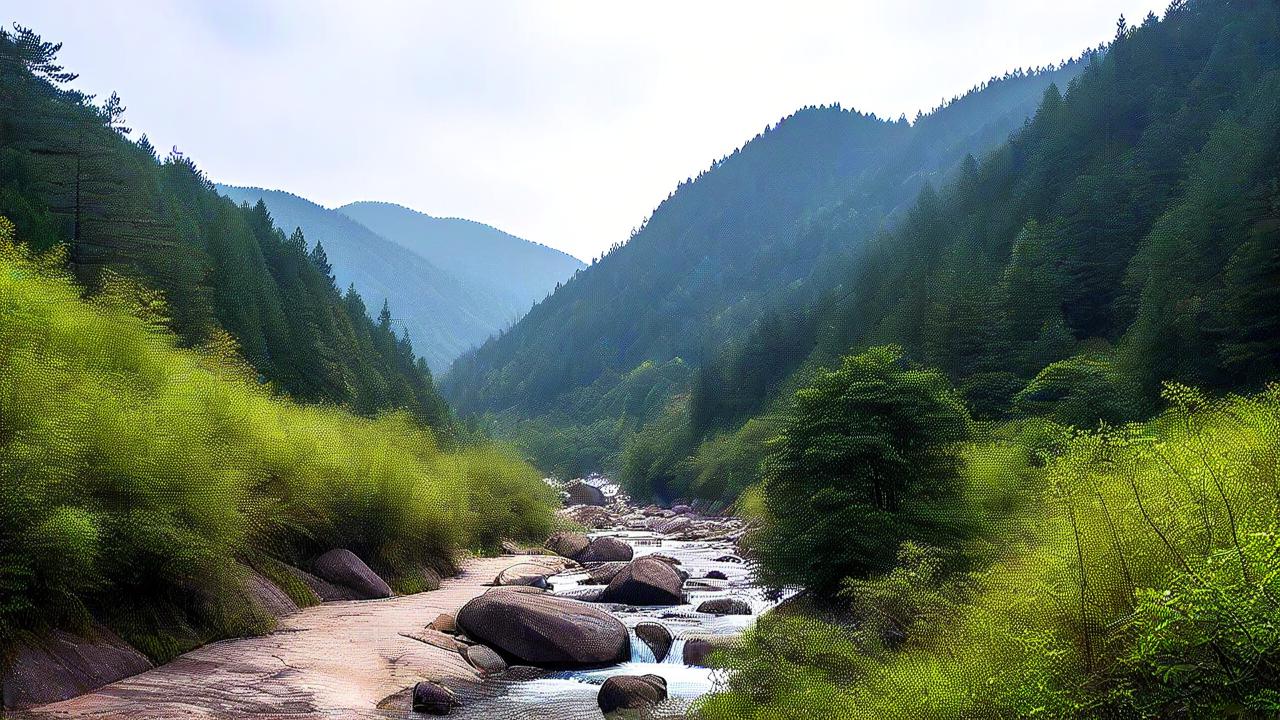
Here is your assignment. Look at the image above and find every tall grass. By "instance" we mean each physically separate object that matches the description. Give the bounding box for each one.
[0,220,556,659]
[701,384,1280,718]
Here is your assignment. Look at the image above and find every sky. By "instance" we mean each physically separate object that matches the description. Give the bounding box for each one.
[15,1,1163,262]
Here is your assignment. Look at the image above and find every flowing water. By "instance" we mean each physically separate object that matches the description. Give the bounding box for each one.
[463,527,791,718]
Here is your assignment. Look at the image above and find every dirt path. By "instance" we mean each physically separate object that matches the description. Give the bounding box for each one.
[16,556,519,719]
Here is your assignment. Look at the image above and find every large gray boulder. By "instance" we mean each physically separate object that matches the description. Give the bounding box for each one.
[565,481,606,506]
[599,556,684,606]
[312,549,393,599]
[597,674,668,713]
[576,536,634,563]
[1,625,153,710]
[463,644,508,676]
[457,588,628,667]
[696,598,752,616]
[545,531,590,559]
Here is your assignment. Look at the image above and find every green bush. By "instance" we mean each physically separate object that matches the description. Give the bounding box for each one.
[0,226,555,659]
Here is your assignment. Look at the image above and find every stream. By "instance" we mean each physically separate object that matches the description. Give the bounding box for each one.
[442,525,788,719]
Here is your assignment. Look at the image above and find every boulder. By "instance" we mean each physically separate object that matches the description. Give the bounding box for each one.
[463,644,508,676]
[545,531,590,559]
[705,570,729,581]
[683,638,712,667]
[598,674,668,713]
[311,549,392,600]
[1,625,153,710]
[584,561,629,586]
[600,557,684,606]
[240,567,299,619]
[494,559,573,588]
[561,504,614,529]
[576,536,634,563]
[284,564,363,601]
[428,613,457,634]
[646,553,681,565]
[651,516,693,535]
[634,622,673,663]
[696,598,752,616]
[672,504,694,515]
[412,680,459,715]
[565,481,606,507]
[456,588,629,667]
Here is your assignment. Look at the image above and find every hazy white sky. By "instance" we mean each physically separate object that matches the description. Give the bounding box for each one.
[15,1,1161,261]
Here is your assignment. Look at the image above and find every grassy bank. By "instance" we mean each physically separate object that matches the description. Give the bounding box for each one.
[699,386,1280,718]
[0,219,557,660]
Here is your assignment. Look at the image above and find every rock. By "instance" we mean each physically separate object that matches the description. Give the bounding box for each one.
[634,622,673,663]
[683,638,712,667]
[640,505,664,517]
[672,504,694,515]
[560,504,614,529]
[284,564,364,601]
[652,516,693,535]
[428,613,457,634]
[545,531,590,559]
[696,598,753,615]
[565,481,606,506]
[456,588,629,667]
[403,628,466,653]
[1,625,154,710]
[597,674,668,713]
[584,561,629,585]
[240,567,299,619]
[311,549,392,600]
[714,554,744,564]
[576,536,634,563]
[494,559,573,588]
[600,556,684,606]
[646,553,681,565]
[705,570,729,580]
[463,644,508,676]
[412,680,459,714]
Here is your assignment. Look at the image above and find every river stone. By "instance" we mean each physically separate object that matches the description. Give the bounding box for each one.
[599,556,684,606]
[545,531,590,559]
[412,680,459,714]
[561,504,614,529]
[672,504,694,515]
[456,588,629,667]
[597,674,668,713]
[463,644,508,676]
[634,622,673,663]
[240,567,299,619]
[1,625,153,710]
[697,598,753,615]
[584,561,629,585]
[311,549,392,599]
[565,481,606,506]
[683,638,713,667]
[576,536,634,563]
[495,560,572,588]
[429,613,458,634]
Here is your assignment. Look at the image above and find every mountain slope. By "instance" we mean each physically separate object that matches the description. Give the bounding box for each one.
[0,27,449,429]
[216,185,515,370]
[338,201,584,321]
[443,59,1085,476]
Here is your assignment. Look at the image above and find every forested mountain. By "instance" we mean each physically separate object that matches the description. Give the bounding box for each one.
[338,201,584,322]
[628,0,1280,504]
[444,52,1086,476]
[0,26,450,430]
[216,185,533,370]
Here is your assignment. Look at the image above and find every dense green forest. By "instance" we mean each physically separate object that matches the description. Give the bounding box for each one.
[0,26,449,429]
[682,1,1280,716]
[443,55,1088,478]
[619,0,1280,508]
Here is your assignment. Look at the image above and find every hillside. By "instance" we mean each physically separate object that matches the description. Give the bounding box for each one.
[216,185,521,370]
[617,0,1280,508]
[338,201,584,321]
[443,57,1086,476]
[0,26,449,429]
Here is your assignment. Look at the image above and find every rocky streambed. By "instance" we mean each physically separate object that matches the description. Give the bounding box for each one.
[399,498,786,719]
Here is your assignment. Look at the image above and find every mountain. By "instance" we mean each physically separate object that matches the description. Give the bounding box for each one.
[338,201,584,322]
[630,0,1280,505]
[443,57,1086,477]
[216,185,522,371]
[0,29,450,430]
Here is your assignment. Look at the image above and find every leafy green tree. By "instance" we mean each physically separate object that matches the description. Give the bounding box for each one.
[753,346,971,594]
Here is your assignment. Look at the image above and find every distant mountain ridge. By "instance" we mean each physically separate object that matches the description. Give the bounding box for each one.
[338,201,584,322]
[216,186,581,370]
